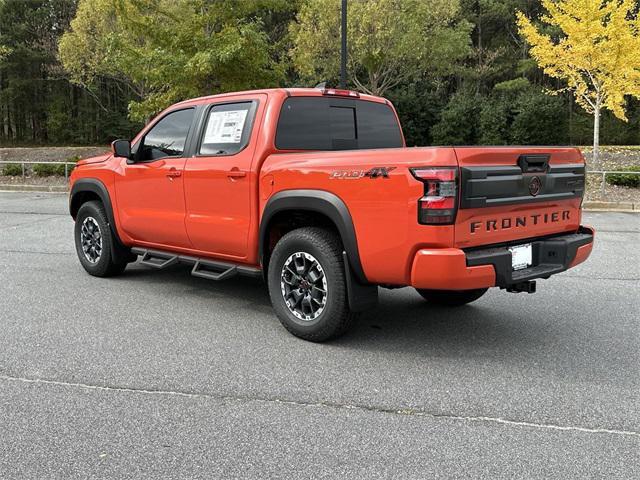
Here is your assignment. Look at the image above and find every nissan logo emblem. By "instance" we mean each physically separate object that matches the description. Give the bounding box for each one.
[529,176,542,196]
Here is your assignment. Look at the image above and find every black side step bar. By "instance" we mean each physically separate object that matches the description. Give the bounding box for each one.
[191,259,237,281]
[139,250,178,269]
[131,248,261,281]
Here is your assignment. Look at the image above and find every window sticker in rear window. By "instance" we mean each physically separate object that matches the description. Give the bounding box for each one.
[203,109,248,144]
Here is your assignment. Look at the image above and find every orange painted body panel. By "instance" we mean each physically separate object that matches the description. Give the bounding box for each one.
[260,147,457,285]
[183,93,267,259]
[114,157,191,248]
[569,226,595,268]
[411,249,496,290]
[70,88,594,289]
[453,147,585,248]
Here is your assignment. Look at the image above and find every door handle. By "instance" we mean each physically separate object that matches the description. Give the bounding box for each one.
[227,168,246,179]
[166,168,182,178]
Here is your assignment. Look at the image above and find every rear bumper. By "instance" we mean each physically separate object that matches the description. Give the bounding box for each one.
[410,226,595,290]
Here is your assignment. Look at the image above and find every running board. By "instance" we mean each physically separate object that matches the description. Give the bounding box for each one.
[191,259,237,281]
[131,248,261,281]
[139,250,178,269]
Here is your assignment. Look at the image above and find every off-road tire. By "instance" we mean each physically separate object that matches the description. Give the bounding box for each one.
[415,288,488,306]
[268,227,358,342]
[74,200,128,277]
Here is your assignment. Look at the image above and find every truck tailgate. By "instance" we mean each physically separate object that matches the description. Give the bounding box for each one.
[454,147,585,248]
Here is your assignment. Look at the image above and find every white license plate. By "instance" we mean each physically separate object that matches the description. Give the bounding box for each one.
[509,243,532,271]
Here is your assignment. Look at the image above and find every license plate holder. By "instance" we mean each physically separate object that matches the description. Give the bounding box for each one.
[509,243,532,271]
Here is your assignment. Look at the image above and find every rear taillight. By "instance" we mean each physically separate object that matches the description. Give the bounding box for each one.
[410,167,458,225]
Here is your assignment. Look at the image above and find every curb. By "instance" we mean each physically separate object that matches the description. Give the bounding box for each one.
[0,184,68,193]
[583,201,637,212]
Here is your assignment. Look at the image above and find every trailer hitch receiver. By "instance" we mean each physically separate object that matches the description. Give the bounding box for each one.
[506,280,537,294]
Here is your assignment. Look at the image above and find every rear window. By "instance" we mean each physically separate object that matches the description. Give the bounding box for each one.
[275,97,403,150]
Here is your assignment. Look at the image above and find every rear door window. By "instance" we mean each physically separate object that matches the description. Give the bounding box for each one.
[275,97,402,150]
[198,101,257,156]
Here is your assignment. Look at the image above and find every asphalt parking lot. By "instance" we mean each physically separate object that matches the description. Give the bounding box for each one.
[0,191,638,479]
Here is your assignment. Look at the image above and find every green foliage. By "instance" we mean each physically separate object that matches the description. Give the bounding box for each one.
[510,92,567,145]
[0,45,10,61]
[60,0,296,123]
[458,0,545,92]
[31,158,78,177]
[33,163,67,177]
[3,0,640,148]
[606,166,640,188]
[386,83,448,146]
[431,92,482,145]
[0,0,137,145]
[432,80,567,145]
[483,79,567,145]
[2,163,22,176]
[291,0,471,96]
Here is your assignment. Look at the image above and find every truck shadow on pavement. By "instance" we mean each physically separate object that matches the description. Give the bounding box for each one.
[95,263,633,387]
[119,263,543,359]
[337,290,541,358]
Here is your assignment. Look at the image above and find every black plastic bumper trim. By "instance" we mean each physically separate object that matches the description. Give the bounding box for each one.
[465,227,593,287]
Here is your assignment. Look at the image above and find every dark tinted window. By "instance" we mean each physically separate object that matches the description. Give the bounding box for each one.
[330,106,356,139]
[356,101,404,149]
[275,97,402,150]
[277,98,331,150]
[140,108,194,161]
[199,102,256,156]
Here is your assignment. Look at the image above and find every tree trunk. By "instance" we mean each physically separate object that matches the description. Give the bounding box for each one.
[593,99,601,165]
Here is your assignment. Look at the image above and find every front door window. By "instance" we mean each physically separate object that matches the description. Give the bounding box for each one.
[139,108,195,161]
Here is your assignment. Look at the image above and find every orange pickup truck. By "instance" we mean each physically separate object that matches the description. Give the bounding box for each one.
[69,87,594,341]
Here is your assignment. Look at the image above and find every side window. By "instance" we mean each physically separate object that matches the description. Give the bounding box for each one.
[356,101,403,149]
[275,98,330,150]
[139,108,195,161]
[198,102,256,156]
[275,97,403,151]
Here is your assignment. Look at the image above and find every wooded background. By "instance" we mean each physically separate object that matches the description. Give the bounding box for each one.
[1,0,639,147]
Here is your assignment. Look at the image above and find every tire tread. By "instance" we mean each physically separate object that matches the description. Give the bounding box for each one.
[75,200,128,277]
[268,227,358,342]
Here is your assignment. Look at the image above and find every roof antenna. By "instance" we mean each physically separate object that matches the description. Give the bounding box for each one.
[314,81,327,89]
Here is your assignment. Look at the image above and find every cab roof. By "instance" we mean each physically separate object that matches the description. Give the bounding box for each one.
[173,87,388,107]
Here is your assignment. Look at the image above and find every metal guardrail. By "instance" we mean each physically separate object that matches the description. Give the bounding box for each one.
[1,160,639,197]
[586,170,640,197]
[0,160,77,181]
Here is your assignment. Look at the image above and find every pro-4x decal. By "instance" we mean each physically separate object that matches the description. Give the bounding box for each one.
[330,167,396,179]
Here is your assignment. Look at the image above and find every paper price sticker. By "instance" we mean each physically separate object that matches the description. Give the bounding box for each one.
[203,109,248,144]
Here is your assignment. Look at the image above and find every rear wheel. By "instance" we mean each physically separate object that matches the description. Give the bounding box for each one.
[415,288,487,306]
[268,227,358,342]
[74,200,129,277]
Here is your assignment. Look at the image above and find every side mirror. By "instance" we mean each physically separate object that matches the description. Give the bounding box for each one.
[111,139,131,159]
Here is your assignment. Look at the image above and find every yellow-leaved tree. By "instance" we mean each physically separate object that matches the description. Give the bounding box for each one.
[517,0,640,163]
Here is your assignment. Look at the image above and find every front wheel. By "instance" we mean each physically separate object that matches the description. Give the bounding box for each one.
[267,227,358,342]
[74,200,129,277]
[415,288,488,306]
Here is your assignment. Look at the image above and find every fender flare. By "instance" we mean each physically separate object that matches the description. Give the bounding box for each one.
[70,178,112,220]
[259,189,368,284]
[69,178,127,253]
